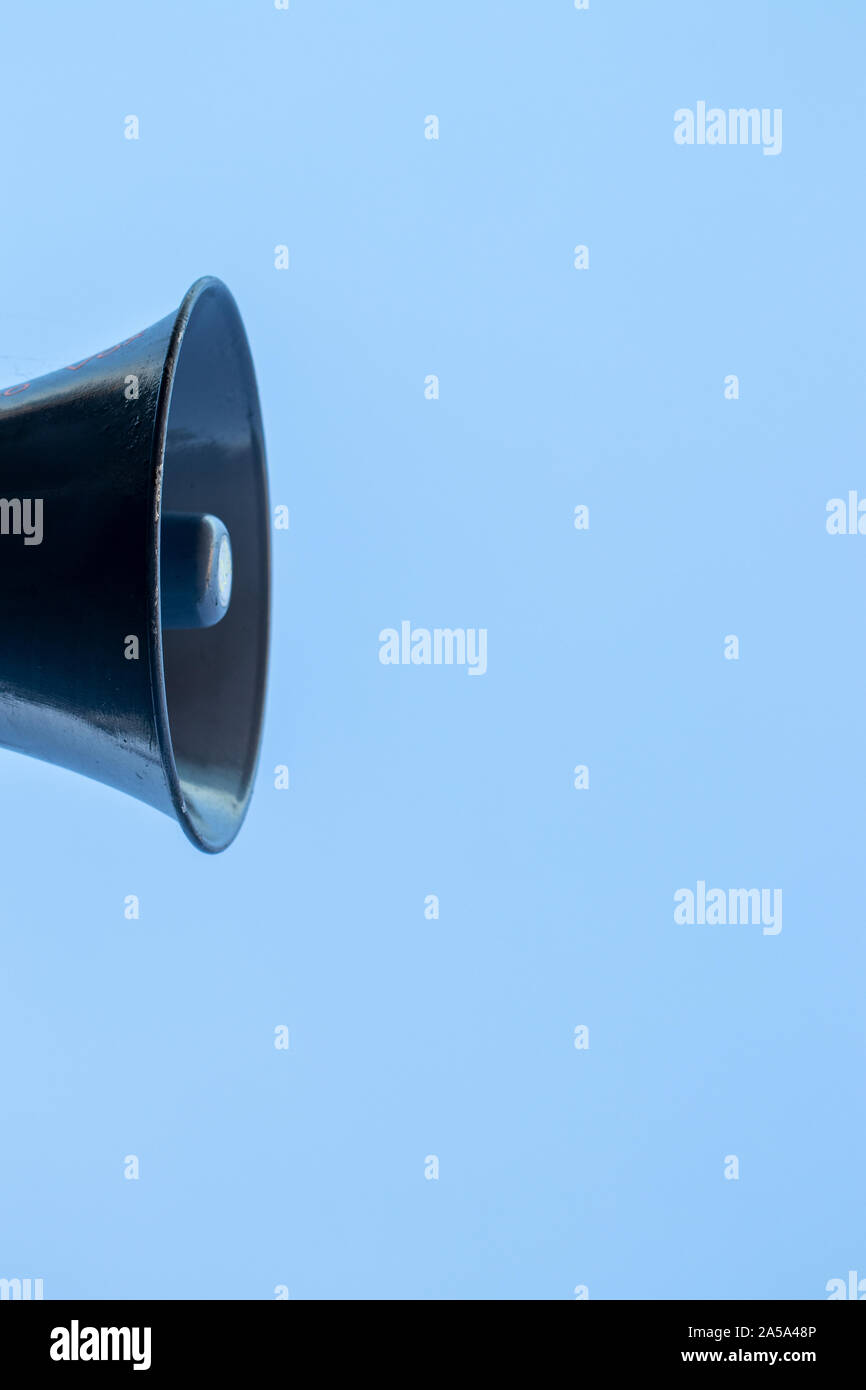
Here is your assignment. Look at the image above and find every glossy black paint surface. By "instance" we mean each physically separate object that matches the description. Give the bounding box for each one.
[0,278,270,852]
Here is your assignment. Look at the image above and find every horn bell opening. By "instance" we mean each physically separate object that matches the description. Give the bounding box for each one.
[152,278,270,853]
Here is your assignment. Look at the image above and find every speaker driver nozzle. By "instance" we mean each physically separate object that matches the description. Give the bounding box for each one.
[160,512,233,630]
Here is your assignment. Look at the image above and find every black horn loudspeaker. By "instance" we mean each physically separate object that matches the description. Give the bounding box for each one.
[0,277,270,852]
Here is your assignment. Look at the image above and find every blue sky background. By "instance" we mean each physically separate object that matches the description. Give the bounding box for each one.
[0,0,863,1300]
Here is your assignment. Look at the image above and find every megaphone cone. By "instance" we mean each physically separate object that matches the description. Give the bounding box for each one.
[0,277,270,852]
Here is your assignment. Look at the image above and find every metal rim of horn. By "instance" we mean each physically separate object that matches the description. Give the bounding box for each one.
[0,277,270,853]
[152,277,270,852]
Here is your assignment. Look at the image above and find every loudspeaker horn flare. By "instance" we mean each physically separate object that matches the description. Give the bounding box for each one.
[0,277,270,852]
